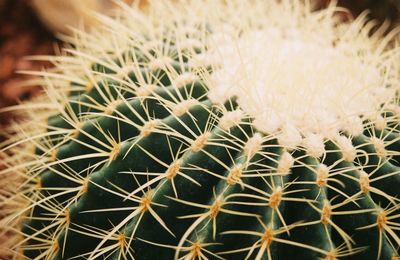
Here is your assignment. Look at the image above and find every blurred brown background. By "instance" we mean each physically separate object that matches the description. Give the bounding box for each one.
[0,0,56,126]
[0,0,399,127]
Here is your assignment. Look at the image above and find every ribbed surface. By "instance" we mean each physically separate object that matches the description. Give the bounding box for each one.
[22,46,400,259]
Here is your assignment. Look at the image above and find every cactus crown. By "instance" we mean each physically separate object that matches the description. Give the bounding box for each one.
[1,1,400,260]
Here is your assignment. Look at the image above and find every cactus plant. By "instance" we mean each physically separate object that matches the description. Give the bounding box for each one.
[1,0,400,259]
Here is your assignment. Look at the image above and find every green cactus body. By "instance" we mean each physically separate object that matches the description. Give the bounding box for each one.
[1,1,400,259]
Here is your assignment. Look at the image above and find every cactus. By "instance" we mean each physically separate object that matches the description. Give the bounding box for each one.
[1,1,400,259]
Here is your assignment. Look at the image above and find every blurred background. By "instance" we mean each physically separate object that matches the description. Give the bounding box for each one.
[0,0,399,128]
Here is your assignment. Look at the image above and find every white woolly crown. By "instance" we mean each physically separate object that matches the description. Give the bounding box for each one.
[198,1,399,141]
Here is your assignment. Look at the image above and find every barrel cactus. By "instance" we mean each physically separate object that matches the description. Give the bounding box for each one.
[1,0,400,259]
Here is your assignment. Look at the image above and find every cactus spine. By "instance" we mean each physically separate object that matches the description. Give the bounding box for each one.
[1,1,400,259]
